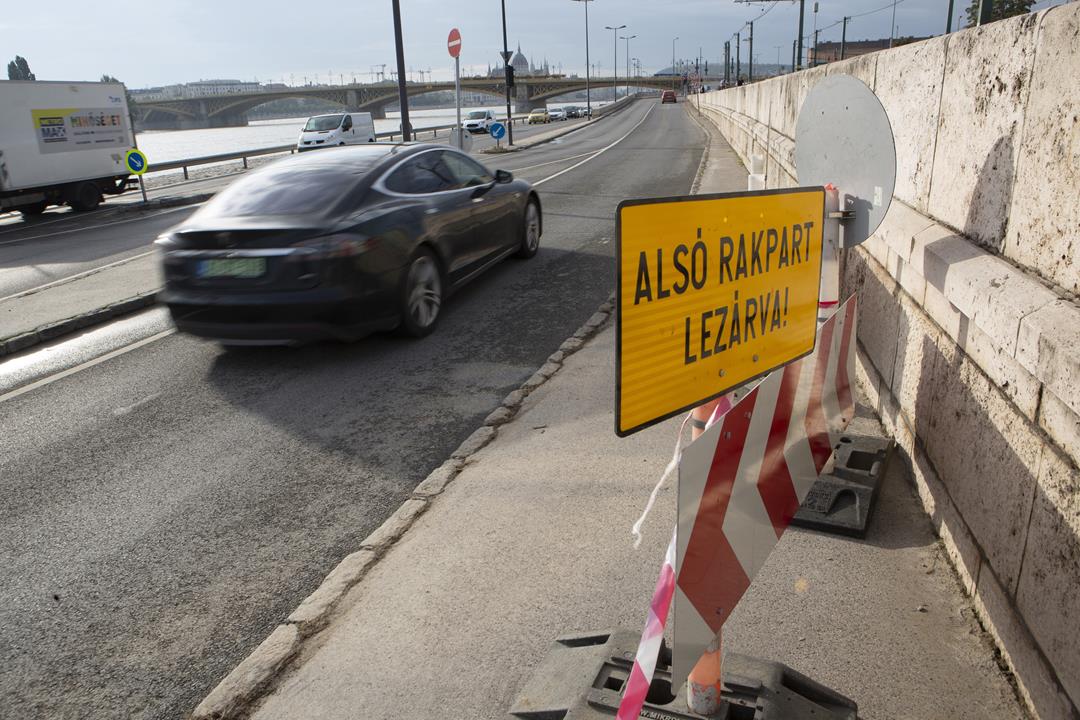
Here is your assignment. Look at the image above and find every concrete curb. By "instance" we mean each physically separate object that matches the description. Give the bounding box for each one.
[114,192,214,214]
[683,100,715,196]
[0,291,158,359]
[189,292,618,720]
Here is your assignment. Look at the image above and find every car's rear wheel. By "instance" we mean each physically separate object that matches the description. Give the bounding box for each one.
[399,249,443,337]
[516,200,541,259]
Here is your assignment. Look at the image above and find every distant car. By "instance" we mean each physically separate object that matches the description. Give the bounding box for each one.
[549,108,567,121]
[462,109,497,133]
[157,144,542,344]
[661,90,677,104]
[297,113,376,151]
[527,109,551,124]
[563,106,581,118]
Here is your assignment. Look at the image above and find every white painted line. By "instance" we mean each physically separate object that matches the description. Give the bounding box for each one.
[534,103,655,187]
[0,329,174,404]
[505,151,598,173]
[0,206,190,247]
[0,209,78,236]
[0,250,157,304]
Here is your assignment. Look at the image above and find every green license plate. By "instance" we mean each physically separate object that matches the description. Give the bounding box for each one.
[198,258,266,279]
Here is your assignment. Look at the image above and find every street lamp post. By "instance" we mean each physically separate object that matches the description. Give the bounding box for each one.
[671,36,678,91]
[571,0,594,120]
[390,0,411,139]
[620,34,636,98]
[499,0,514,145]
[605,24,625,100]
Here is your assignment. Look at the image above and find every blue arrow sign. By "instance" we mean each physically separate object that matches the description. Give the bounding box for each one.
[124,149,148,175]
[489,122,506,140]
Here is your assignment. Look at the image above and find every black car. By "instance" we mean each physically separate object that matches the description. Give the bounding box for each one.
[157,143,541,344]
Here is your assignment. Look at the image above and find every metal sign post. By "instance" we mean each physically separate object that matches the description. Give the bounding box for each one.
[448,28,463,150]
[126,103,148,204]
[124,148,149,203]
[489,121,506,150]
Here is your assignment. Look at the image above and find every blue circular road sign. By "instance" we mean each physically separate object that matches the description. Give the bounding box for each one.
[489,122,506,140]
[125,148,148,175]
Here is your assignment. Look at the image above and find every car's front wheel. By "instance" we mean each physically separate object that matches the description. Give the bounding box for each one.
[398,249,443,337]
[516,200,541,259]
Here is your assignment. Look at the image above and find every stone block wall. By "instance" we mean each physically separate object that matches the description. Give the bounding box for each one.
[695,6,1080,719]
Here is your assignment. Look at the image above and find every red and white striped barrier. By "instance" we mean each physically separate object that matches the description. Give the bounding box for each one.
[672,294,857,686]
[616,296,856,719]
[616,530,676,720]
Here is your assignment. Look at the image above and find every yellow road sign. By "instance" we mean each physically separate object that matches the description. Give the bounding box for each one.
[616,188,825,436]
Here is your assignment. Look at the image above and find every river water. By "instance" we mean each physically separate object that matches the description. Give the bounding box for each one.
[134,102,603,164]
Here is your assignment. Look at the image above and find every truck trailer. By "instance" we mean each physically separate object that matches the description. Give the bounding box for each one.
[0,80,138,216]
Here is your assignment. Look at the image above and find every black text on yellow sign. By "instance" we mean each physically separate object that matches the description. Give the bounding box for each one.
[616,188,825,436]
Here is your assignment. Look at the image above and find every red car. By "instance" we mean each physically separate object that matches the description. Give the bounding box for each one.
[661,90,677,104]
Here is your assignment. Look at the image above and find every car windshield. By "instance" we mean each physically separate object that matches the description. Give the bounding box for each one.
[195,163,364,218]
[466,111,487,119]
[303,115,344,131]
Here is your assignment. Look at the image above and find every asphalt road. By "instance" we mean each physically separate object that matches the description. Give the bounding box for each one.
[0,98,705,719]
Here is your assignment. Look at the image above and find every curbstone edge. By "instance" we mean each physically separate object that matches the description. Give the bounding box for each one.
[450,425,497,459]
[191,624,300,720]
[412,459,465,498]
[286,550,379,636]
[358,498,429,553]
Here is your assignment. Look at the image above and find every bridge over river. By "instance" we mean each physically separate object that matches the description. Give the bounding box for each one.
[133,75,718,129]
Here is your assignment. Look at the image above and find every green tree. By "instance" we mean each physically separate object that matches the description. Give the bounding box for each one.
[965,0,1035,27]
[100,74,135,108]
[7,55,35,80]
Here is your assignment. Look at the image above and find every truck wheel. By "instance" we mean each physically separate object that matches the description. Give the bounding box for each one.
[69,182,101,212]
[19,201,48,217]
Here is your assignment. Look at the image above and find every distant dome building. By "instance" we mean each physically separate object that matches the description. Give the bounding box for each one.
[511,45,530,75]
[489,45,551,77]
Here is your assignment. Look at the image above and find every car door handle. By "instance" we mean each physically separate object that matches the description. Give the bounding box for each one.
[471,197,484,203]
[425,208,438,215]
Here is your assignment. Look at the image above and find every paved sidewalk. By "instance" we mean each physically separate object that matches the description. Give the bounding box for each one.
[242,321,1023,720]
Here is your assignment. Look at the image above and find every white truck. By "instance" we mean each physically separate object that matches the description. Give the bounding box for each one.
[0,80,138,216]
[296,112,377,151]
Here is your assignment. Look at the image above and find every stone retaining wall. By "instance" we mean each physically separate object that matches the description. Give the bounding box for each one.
[694,6,1080,719]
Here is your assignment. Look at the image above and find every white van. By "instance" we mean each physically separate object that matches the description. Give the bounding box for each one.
[461,110,497,133]
[297,112,376,151]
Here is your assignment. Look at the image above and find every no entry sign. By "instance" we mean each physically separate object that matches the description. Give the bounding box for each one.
[615,188,825,436]
[447,28,462,58]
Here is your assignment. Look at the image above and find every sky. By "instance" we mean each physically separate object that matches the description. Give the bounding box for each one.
[0,0,1070,88]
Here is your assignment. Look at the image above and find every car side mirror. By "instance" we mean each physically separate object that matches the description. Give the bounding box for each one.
[495,169,513,184]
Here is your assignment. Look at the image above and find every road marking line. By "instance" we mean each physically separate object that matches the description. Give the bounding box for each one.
[0,329,174,404]
[0,206,189,246]
[505,151,598,173]
[0,250,157,304]
[534,103,655,187]
[0,208,77,235]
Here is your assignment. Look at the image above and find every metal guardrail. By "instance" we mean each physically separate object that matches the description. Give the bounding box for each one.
[145,96,652,180]
[149,116,533,180]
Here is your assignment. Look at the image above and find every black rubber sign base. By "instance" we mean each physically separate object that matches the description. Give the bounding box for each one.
[790,433,895,538]
[510,629,857,720]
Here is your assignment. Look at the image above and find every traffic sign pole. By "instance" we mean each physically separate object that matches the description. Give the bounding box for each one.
[455,56,462,149]
[448,28,463,151]
[126,107,148,204]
